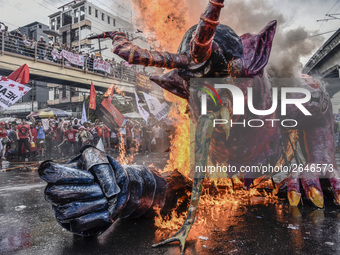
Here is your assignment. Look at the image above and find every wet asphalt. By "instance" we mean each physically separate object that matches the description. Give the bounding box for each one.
[1,154,340,255]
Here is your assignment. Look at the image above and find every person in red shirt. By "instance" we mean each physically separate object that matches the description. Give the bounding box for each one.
[95,124,103,139]
[16,119,32,161]
[30,123,38,155]
[0,122,8,159]
[64,125,78,155]
[102,124,111,150]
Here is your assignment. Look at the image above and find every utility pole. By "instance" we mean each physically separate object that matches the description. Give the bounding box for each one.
[78,9,81,51]
[98,38,102,57]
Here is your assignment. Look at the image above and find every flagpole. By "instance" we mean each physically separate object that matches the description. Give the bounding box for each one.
[86,96,89,120]
[81,101,87,124]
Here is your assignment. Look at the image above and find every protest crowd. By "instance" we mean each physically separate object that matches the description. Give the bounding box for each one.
[0,117,172,162]
[0,30,142,82]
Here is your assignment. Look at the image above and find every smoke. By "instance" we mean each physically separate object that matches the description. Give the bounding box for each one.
[211,0,325,78]
[130,0,324,77]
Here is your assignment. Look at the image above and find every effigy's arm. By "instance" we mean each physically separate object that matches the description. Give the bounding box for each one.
[88,32,190,69]
[39,146,175,236]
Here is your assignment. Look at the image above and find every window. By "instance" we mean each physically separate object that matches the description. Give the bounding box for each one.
[62,86,67,98]
[57,16,61,29]
[102,13,105,21]
[80,6,85,21]
[70,88,76,97]
[108,16,110,24]
[88,6,91,15]
[55,87,59,100]
[74,9,79,23]
[95,9,98,18]
[39,25,42,29]
[62,11,72,26]
[62,31,67,44]
[112,18,116,27]
[51,19,55,30]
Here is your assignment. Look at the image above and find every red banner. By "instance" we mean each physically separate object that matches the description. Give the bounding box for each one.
[98,98,125,127]
[89,82,97,110]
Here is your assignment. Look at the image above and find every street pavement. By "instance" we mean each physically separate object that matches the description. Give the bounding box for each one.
[1,153,340,255]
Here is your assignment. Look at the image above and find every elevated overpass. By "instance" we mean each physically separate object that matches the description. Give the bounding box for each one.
[303,28,340,98]
[0,51,136,93]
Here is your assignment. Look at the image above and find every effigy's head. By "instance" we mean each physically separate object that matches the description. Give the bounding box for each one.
[177,24,244,77]
[147,19,277,100]
[176,19,277,81]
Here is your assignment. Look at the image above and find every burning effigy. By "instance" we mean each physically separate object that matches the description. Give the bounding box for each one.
[39,0,340,254]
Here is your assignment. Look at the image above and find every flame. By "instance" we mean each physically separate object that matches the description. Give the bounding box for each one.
[130,0,190,52]
[163,91,191,177]
[154,185,279,241]
[115,86,125,97]
[116,132,135,165]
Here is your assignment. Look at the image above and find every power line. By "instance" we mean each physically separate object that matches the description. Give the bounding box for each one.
[94,0,139,28]
[41,0,60,10]
[31,0,56,13]
[95,0,130,18]
[0,20,21,29]
[54,0,69,5]
[293,29,339,41]
[319,0,340,30]
[327,0,340,14]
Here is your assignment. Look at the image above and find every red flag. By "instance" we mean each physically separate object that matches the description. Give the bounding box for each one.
[100,98,125,127]
[100,84,124,127]
[89,82,97,110]
[8,64,30,85]
[103,84,115,101]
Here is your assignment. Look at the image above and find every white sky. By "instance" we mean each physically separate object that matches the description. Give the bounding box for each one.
[0,0,340,63]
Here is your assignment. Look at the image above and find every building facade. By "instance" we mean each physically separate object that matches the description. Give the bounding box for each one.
[18,21,50,42]
[48,0,139,60]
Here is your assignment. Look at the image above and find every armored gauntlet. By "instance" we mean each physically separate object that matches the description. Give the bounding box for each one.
[39,146,167,236]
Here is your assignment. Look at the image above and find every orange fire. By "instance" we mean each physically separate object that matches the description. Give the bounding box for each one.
[154,184,279,241]
[130,0,191,52]
[116,132,135,165]
[115,86,125,97]
[130,0,283,237]
[163,91,191,177]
